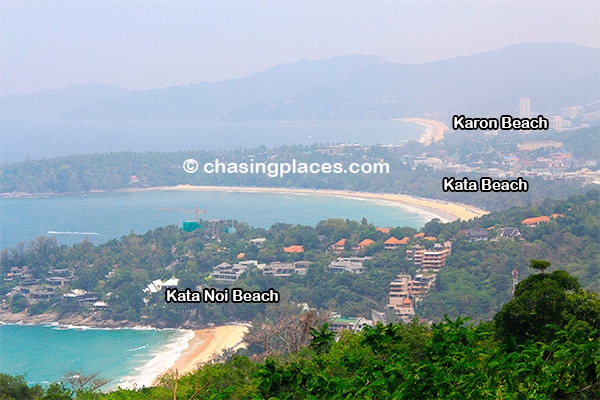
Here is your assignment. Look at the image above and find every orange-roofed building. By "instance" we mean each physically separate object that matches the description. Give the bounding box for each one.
[284,245,304,253]
[237,252,245,259]
[331,238,347,252]
[521,216,550,226]
[413,232,425,238]
[423,236,437,241]
[384,236,407,250]
[551,214,563,219]
[376,227,390,234]
[357,238,375,249]
[388,296,415,323]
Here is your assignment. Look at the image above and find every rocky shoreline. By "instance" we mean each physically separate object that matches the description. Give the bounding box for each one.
[0,308,202,329]
[0,309,140,328]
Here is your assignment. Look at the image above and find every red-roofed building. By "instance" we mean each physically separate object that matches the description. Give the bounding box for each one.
[423,236,437,241]
[413,232,425,239]
[395,297,415,323]
[521,216,550,226]
[357,238,375,249]
[384,236,407,250]
[283,245,304,253]
[331,239,347,252]
[376,227,390,234]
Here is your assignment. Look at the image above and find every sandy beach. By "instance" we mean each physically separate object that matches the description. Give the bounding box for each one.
[399,117,449,146]
[134,185,488,222]
[167,325,248,376]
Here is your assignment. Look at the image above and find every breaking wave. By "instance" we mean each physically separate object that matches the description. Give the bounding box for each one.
[47,231,100,235]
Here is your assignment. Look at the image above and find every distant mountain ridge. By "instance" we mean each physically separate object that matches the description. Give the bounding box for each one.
[2,43,598,122]
[0,83,131,120]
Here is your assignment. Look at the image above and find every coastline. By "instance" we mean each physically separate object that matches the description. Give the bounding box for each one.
[117,325,248,389]
[0,309,146,328]
[2,185,488,222]
[398,117,449,146]
[0,314,248,390]
[129,185,488,222]
[166,325,249,376]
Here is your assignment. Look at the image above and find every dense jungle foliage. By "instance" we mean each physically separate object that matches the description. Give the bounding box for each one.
[3,264,599,399]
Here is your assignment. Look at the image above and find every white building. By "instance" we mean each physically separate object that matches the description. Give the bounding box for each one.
[519,97,531,118]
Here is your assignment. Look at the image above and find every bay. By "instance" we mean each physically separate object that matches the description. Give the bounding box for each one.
[0,189,435,249]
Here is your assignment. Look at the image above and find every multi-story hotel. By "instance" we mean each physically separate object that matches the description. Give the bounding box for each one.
[387,273,436,322]
[420,244,449,271]
[406,242,451,271]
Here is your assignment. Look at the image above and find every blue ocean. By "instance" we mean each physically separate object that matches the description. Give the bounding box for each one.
[0,324,190,391]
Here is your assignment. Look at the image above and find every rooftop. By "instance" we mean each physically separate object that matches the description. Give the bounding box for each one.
[284,245,305,253]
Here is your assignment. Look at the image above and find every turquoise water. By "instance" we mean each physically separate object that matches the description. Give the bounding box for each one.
[0,324,190,390]
[0,190,435,249]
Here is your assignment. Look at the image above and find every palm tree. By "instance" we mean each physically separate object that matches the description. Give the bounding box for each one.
[310,323,336,354]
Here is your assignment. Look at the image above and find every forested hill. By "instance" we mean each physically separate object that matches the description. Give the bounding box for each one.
[2,190,598,328]
[0,141,593,212]
[421,189,600,320]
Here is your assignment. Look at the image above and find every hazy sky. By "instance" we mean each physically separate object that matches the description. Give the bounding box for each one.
[1,0,598,96]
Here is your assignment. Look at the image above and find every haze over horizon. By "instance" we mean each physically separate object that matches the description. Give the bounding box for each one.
[1,0,599,96]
